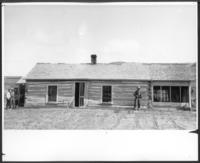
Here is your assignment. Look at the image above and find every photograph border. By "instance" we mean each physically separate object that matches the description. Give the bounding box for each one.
[1,0,199,161]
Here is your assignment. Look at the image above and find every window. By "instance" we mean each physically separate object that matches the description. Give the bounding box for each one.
[48,85,57,102]
[171,86,180,102]
[153,86,161,102]
[153,85,189,103]
[102,86,112,103]
[161,86,170,102]
[181,86,189,102]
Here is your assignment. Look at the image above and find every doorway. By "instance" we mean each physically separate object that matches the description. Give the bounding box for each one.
[19,84,25,107]
[75,82,85,107]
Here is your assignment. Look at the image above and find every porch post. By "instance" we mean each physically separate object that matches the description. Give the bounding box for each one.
[45,85,47,104]
[85,81,88,107]
[148,80,153,109]
[189,81,192,108]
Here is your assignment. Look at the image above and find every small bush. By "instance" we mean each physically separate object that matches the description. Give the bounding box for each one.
[191,99,196,108]
[177,103,191,111]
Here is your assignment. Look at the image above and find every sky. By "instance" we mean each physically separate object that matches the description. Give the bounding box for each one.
[3,2,197,76]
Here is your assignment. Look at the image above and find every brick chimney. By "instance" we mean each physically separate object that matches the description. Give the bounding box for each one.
[91,54,97,64]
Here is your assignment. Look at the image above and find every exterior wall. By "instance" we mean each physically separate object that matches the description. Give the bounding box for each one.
[25,81,74,107]
[25,80,149,108]
[25,79,196,109]
[87,80,149,108]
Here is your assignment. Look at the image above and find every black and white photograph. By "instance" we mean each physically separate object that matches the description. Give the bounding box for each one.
[2,1,198,161]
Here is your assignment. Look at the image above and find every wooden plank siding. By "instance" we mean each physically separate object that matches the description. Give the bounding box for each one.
[25,81,74,107]
[25,82,46,107]
[25,80,196,109]
[87,81,149,108]
[25,80,150,108]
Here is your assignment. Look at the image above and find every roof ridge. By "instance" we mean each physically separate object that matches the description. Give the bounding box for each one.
[36,62,196,65]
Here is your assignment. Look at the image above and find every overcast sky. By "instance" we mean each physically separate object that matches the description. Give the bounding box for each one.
[3,2,197,76]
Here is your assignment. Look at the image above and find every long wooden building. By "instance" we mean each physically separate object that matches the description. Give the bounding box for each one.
[24,55,196,109]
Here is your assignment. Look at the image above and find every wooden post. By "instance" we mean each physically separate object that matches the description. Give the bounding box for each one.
[84,81,88,107]
[148,81,153,109]
[151,82,153,103]
[72,81,75,108]
[45,85,48,104]
[189,81,192,108]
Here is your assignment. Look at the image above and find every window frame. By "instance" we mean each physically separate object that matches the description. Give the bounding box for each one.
[47,85,58,103]
[153,85,189,103]
[161,86,170,102]
[153,86,161,102]
[102,85,112,104]
[171,86,181,103]
[180,86,189,102]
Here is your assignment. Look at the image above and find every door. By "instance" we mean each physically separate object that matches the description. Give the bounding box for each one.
[48,85,57,102]
[79,83,85,106]
[75,82,85,107]
[19,84,25,106]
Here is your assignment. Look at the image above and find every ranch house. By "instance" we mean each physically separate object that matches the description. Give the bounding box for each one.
[24,55,196,109]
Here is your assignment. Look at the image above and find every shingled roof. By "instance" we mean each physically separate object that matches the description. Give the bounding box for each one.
[25,62,196,81]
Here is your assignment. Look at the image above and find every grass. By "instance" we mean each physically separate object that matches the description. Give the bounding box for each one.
[4,107,197,130]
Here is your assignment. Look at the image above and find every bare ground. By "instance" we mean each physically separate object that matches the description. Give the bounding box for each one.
[4,107,197,130]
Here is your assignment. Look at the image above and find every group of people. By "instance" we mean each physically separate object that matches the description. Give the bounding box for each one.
[6,88,17,109]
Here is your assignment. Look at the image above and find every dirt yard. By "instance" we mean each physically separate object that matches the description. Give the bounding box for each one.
[4,107,197,130]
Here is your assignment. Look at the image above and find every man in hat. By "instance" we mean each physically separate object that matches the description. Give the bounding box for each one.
[133,86,142,110]
[6,89,11,109]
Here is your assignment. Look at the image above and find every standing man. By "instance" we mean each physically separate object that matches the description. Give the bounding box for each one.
[133,86,142,110]
[11,88,16,109]
[6,89,11,109]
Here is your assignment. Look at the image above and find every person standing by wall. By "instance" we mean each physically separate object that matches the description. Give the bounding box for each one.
[6,89,11,109]
[133,86,142,110]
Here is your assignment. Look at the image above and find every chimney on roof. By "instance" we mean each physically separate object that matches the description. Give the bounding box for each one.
[91,54,97,64]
